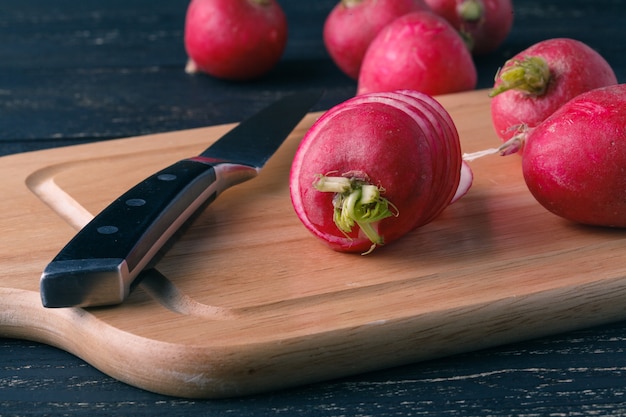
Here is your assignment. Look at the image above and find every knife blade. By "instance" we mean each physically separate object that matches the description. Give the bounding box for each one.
[40,91,322,308]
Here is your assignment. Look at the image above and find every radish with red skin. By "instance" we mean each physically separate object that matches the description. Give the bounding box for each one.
[184,0,287,80]
[357,12,477,96]
[490,38,618,146]
[423,0,513,54]
[290,90,472,254]
[323,0,431,80]
[522,84,626,227]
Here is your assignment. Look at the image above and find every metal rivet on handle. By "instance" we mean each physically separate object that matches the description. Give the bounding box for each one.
[97,225,119,235]
[126,198,146,207]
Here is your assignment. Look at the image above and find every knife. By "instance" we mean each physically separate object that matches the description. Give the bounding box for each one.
[40,91,322,308]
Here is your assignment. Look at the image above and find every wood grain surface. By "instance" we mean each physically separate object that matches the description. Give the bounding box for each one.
[3,89,626,399]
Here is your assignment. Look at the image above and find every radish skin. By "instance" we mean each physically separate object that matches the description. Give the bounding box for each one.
[184,0,287,80]
[357,12,477,96]
[522,84,626,227]
[323,0,430,80]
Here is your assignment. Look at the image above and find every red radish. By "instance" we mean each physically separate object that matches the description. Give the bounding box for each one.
[357,12,477,96]
[490,38,618,147]
[184,0,287,80]
[424,0,514,55]
[290,90,472,254]
[522,84,626,227]
[323,0,431,80]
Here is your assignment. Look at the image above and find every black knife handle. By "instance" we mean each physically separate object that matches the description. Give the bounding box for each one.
[40,158,257,308]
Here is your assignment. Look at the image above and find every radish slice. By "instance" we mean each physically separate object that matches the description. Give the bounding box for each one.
[450,161,473,204]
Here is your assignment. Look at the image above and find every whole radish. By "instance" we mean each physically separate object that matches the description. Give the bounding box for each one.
[522,84,626,227]
[184,0,287,80]
[357,12,477,96]
[323,0,431,80]
[290,90,472,254]
[424,0,513,55]
[490,38,617,147]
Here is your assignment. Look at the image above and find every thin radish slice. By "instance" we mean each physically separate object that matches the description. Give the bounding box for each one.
[450,161,473,204]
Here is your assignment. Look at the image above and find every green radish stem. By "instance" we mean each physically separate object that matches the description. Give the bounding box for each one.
[489,56,551,97]
[458,0,484,22]
[455,0,485,52]
[314,173,398,254]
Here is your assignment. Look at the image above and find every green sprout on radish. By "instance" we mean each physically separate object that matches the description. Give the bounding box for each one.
[314,172,398,254]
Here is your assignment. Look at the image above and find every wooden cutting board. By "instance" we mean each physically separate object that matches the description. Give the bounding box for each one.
[2,89,626,399]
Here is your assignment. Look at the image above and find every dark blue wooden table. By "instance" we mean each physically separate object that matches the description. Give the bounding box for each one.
[2,0,626,415]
